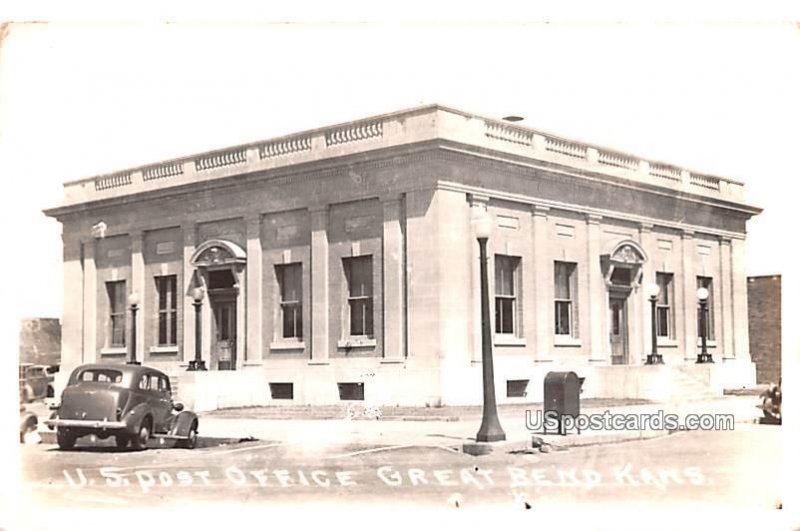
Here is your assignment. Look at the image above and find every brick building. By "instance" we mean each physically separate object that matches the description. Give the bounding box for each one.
[747,275,782,384]
[44,105,761,410]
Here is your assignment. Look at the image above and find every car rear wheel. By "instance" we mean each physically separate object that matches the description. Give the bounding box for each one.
[115,435,129,449]
[131,419,151,450]
[177,422,198,449]
[56,428,76,450]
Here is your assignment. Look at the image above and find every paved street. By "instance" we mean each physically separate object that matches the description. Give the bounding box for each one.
[19,422,781,510]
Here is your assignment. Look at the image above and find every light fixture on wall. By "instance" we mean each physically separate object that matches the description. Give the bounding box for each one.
[644,283,663,365]
[127,292,140,365]
[696,287,713,363]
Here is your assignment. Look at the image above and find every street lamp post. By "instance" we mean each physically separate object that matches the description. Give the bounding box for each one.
[188,287,207,371]
[127,292,140,365]
[696,287,713,363]
[474,210,506,443]
[644,283,663,365]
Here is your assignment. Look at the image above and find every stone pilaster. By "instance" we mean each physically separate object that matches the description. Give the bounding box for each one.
[586,214,607,362]
[719,237,734,359]
[245,214,263,363]
[181,223,196,365]
[469,193,490,363]
[531,204,552,361]
[81,239,97,363]
[639,223,655,361]
[130,230,145,362]
[730,237,750,360]
[309,205,329,364]
[61,237,83,368]
[381,195,405,361]
[681,229,696,361]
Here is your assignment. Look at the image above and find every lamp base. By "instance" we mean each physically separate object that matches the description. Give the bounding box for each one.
[126,360,141,365]
[696,353,714,364]
[187,360,207,371]
[645,354,664,365]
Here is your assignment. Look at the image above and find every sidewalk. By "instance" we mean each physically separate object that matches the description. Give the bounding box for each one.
[197,395,764,453]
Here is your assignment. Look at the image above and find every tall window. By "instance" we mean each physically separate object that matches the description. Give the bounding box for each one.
[554,261,578,337]
[697,276,715,341]
[155,275,178,346]
[495,255,520,335]
[276,263,303,339]
[343,256,373,337]
[106,280,126,347]
[656,273,674,338]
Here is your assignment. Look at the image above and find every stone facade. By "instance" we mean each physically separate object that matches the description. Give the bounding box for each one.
[747,275,781,384]
[45,105,761,410]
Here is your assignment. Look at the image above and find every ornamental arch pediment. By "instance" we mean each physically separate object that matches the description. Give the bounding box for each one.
[190,239,247,269]
[600,239,648,289]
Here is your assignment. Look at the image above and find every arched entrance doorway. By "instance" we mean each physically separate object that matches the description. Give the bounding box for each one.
[601,240,647,365]
[190,239,246,370]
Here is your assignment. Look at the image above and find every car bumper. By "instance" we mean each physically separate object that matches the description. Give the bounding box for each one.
[45,419,126,430]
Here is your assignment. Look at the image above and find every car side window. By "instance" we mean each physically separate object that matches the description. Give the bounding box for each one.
[158,376,171,396]
[138,374,153,391]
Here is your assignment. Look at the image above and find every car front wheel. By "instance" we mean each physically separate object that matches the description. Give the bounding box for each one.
[115,435,129,449]
[131,420,150,450]
[56,428,76,450]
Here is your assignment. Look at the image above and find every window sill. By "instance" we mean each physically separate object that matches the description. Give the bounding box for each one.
[657,339,678,348]
[697,340,718,348]
[270,340,306,352]
[149,346,178,355]
[554,336,581,347]
[338,338,377,349]
[100,347,127,357]
[494,335,526,347]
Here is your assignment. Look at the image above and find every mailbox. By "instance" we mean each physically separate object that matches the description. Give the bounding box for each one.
[543,371,584,435]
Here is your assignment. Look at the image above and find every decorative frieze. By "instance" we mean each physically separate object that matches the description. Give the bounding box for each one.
[485,122,533,146]
[95,172,132,191]
[545,137,587,159]
[259,136,312,159]
[143,162,184,181]
[325,120,383,147]
[195,148,247,171]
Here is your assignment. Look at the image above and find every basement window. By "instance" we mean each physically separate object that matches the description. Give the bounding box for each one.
[506,379,529,398]
[338,382,365,401]
[269,383,294,400]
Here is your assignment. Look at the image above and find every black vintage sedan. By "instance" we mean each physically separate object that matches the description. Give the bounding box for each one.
[46,364,198,450]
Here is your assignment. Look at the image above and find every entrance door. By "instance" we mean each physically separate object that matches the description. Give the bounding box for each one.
[213,300,237,370]
[609,296,629,365]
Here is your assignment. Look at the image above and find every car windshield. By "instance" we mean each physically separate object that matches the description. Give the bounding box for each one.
[78,369,123,384]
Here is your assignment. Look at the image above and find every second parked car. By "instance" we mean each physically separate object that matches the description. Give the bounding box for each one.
[46,363,198,450]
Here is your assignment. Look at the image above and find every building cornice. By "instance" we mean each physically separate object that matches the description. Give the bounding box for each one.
[45,104,760,216]
[435,180,748,241]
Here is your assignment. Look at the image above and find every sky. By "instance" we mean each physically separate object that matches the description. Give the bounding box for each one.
[1,21,799,322]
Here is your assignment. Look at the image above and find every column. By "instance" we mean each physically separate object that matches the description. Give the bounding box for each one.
[730,237,750,359]
[131,230,145,363]
[245,214,263,363]
[681,229,696,361]
[639,223,655,360]
[469,193,490,362]
[531,204,552,361]
[181,223,196,365]
[719,237,735,359]
[62,237,83,367]
[310,205,329,364]
[81,239,97,363]
[381,195,405,361]
[586,214,607,362]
